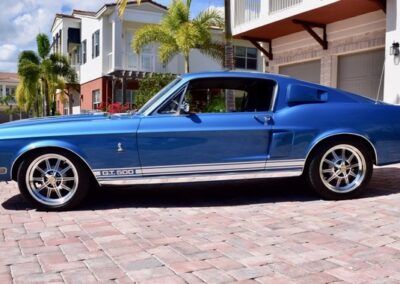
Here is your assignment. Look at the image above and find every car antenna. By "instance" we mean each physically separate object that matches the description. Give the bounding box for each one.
[376,58,385,104]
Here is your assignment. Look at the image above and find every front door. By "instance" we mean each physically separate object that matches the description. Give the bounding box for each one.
[137,77,277,176]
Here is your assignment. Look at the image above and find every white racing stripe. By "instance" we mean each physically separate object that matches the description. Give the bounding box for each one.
[94,159,305,180]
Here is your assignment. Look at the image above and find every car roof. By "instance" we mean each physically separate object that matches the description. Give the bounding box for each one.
[180,71,291,81]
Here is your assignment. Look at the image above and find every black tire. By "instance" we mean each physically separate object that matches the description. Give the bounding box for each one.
[17,149,91,210]
[307,139,373,200]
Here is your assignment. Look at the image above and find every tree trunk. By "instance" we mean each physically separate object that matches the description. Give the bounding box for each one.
[51,93,56,116]
[68,87,74,115]
[224,0,235,111]
[35,85,40,117]
[9,105,12,122]
[184,54,190,73]
[44,79,50,116]
[224,0,234,70]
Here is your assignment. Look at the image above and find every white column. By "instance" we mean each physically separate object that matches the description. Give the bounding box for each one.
[112,14,123,71]
[384,0,400,104]
[1,84,5,97]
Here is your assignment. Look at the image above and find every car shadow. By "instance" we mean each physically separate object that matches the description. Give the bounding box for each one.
[2,167,400,211]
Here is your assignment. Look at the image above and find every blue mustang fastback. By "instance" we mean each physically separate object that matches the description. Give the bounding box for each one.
[1,71,399,210]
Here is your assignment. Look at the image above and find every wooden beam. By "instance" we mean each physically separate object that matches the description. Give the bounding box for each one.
[377,0,386,13]
[367,0,386,13]
[242,36,273,60]
[292,19,328,50]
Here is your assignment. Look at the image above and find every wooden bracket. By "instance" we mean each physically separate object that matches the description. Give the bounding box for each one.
[293,19,328,50]
[242,36,273,60]
[376,0,386,13]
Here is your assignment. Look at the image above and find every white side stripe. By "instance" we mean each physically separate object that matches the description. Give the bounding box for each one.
[93,159,305,179]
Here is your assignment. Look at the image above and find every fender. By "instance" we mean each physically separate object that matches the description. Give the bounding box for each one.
[304,129,378,166]
[10,140,94,180]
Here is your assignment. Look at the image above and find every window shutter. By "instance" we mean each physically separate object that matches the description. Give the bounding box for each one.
[97,31,100,57]
[92,34,94,58]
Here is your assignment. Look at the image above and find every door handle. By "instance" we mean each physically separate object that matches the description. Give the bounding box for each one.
[254,115,273,125]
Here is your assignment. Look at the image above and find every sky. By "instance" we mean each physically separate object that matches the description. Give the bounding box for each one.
[0,0,223,73]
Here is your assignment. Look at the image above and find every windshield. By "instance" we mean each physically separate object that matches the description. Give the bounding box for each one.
[137,77,182,115]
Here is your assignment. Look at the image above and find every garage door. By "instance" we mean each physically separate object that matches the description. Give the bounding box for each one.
[279,60,321,83]
[338,49,385,100]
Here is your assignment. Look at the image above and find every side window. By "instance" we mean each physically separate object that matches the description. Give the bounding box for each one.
[157,88,186,115]
[184,78,275,114]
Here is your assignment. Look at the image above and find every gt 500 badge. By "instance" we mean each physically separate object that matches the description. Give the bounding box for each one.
[99,169,136,177]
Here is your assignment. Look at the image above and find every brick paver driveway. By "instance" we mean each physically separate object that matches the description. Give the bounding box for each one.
[1,166,400,283]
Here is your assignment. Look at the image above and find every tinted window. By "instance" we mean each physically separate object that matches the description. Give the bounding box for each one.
[182,77,275,114]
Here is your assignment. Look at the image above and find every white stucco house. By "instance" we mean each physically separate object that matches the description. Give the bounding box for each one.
[0,72,18,103]
[231,0,400,103]
[50,0,263,114]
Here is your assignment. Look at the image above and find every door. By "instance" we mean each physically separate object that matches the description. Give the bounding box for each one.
[280,60,321,84]
[137,77,276,176]
[338,49,385,100]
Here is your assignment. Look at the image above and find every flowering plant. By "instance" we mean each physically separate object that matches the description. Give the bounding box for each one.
[96,102,131,113]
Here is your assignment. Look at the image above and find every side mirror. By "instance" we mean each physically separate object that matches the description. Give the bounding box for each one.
[180,102,190,114]
[287,84,328,105]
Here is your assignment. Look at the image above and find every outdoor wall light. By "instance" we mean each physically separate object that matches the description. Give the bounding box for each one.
[390,42,400,56]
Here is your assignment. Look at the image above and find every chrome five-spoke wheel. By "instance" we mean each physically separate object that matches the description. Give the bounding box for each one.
[18,150,91,210]
[319,145,366,193]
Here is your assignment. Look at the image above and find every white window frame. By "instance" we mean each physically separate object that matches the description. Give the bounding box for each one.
[92,30,100,58]
[92,89,101,109]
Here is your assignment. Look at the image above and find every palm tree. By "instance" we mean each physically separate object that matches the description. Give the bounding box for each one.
[46,53,78,115]
[16,51,41,116]
[118,0,224,73]
[224,0,234,70]
[117,0,140,16]
[16,34,77,116]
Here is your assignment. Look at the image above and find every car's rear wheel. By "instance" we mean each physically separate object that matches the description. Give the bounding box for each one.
[307,140,373,200]
[17,150,90,210]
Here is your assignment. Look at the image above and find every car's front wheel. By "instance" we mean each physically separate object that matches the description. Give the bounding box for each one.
[307,140,373,200]
[17,150,90,210]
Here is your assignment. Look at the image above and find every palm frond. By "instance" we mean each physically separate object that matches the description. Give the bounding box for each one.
[197,40,225,65]
[18,51,40,65]
[36,33,51,59]
[18,59,40,80]
[158,43,179,64]
[132,25,171,53]
[163,0,190,31]
[117,0,141,17]
[193,8,224,28]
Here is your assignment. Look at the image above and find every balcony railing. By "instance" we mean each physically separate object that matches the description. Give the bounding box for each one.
[269,0,302,14]
[233,0,303,28]
[234,0,261,27]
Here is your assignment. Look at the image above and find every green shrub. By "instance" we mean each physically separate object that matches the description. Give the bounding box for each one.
[136,73,176,108]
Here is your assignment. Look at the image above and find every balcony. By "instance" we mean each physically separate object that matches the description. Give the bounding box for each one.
[232,0,384,40]
[234,0,303,27]
[107,51,157,74]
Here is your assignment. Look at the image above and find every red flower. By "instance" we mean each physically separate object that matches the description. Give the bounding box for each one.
[96,102,131,114]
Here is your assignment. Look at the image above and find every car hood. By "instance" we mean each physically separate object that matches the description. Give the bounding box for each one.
[0,113,112,129]
[0,113,141,141]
